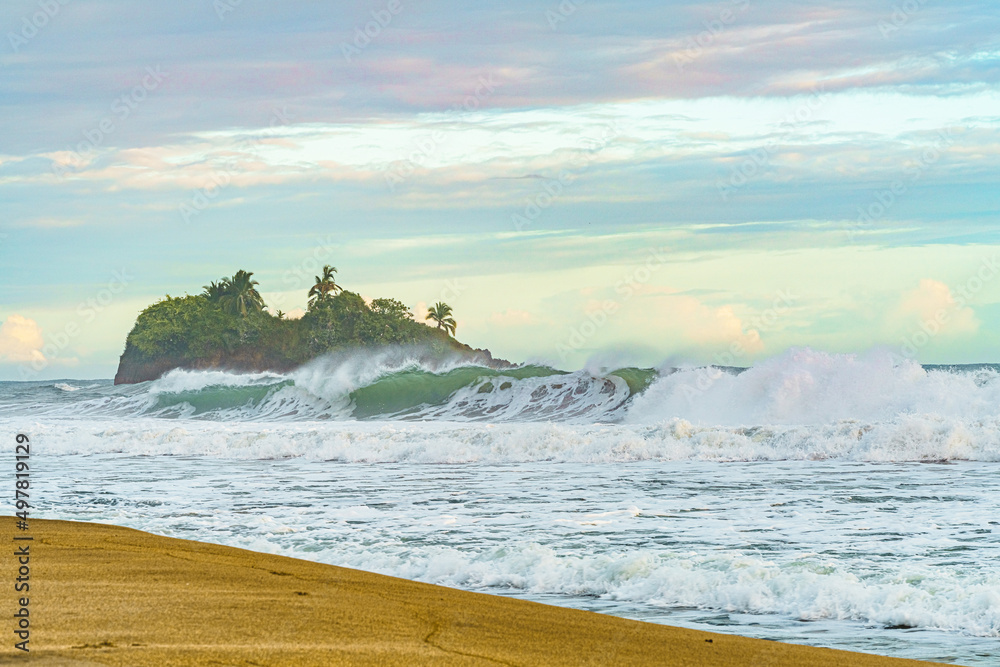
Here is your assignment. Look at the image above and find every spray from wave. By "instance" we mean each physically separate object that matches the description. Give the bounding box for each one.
[14,347,1000,422]
[6,347,1000,461]
[16,348,655,423]
[631,349,1000,426]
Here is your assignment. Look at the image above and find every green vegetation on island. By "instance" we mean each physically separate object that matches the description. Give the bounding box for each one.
[115,266,502,384]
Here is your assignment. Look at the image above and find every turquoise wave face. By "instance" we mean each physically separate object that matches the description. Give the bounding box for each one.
[152,380,295,415]
[348,365,568,419]
[6,355,1000,426]
[17,363,660,422]
[114,358,1000,424]
[607,367,659,396]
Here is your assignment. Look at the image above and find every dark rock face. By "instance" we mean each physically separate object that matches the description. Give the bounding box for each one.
[465,347,516,370]
[113,354,182,385]
[113,343,299,385]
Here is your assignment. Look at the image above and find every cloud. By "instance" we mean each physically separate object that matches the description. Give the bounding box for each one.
[16,217,84,229]
[2,1,999,375]
[552,286,765,364]
[0,1,997,157]
[413,301,430,325]
[0,315,45,363]
[895,278,979,335]
[628,288,765,355]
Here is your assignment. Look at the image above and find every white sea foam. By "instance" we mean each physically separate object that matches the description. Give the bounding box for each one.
[11,348,1000,662]
[630,348,1000,426]
[11,413,1000,462]
[53,382,82,392]
[147,369,286,393]
[33,454,1000,655]
[327,542,1000,637]
[53,382,100,392]
[17,349,1000,432]
[9,348,1000,462]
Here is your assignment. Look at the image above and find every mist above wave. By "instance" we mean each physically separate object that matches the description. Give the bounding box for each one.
[630,348,1000,426]
[6,348,1000,465]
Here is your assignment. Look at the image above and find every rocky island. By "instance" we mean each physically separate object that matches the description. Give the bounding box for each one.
[114,267,508,384]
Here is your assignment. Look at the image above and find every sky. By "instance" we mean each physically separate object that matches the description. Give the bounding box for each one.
[1,0,999,379]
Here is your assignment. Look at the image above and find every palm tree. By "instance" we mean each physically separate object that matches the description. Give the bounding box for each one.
[202,280,230,302]
[425,302,456,336]
[308,265,342,307]
[220,270,265,317]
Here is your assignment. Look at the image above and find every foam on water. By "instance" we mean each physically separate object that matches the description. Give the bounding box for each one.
[7,349,1000,464]
[14,415,1000,463]
[53,382,83,392]
[2,351,643,423]
[28,456,1000,664]
[333,543,1000,637]
[7,347,1000,663]
[631,349,1000,426]
[7,348,1000,430]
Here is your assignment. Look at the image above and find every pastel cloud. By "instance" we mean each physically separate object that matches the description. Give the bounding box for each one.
[625,288,765,356]
[11,92,996,221]
[0,315,45,363]
[895,279,979,336]
[546,285,765,367]
[1,1,997,155]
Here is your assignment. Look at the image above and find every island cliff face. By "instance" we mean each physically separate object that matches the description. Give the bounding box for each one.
[113,289,511,385]
[113,344,297,384]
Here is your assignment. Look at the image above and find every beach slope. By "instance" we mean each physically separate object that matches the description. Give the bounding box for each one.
[3,519,949,666]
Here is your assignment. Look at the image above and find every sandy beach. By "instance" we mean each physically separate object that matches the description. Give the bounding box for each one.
[1,518,951,666]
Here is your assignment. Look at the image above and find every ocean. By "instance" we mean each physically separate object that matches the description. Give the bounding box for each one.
[3,347,999,665]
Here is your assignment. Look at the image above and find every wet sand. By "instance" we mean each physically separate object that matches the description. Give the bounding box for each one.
[1,518,951,666]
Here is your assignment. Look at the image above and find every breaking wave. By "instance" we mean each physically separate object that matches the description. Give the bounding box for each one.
[11,350,653,423]
[6,348,1000,462]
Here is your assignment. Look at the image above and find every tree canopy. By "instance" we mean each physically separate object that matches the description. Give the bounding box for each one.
[123,268,466,370]
[201,270,265,317]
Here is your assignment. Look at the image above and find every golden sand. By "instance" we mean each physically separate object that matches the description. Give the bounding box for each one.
[1,518,950,666]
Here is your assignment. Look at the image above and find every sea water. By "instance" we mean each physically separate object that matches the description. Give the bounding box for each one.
[3,348,1000,665]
